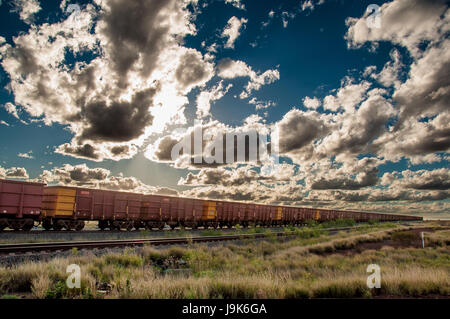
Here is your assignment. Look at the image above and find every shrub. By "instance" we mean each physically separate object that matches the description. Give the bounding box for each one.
[104,254,144,268]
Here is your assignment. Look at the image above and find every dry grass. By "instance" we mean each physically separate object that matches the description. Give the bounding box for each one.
[0,223,448,299]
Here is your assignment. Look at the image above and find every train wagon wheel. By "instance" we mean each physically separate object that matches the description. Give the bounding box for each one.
[126,223,133,232]
[98,220,107,231]
[21,224,33,231]
[170,224,176,230]
[21,219,34,231]
[110,221,120,231]
[75,221,85,231]
[158,223,165,230]
[0,219,8,231]
[42,219,52,231]
[10,220,21,231]
[53,220,63,231]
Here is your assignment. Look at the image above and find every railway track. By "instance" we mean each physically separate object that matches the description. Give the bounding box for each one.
[0,226,357,255]
[0,226,283,235]
[0,221,417,235]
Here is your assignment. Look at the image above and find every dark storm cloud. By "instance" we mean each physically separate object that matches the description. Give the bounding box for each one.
[181,167,269,187]
[401,169,450,190]
[277,109,329,154]
[311,167,379,190]
[110,145,131,156]
[327,189,450,203]
[153,135,180,162]
[98,0,174,82]
[395,123,450,156]
[69,165,110,182]
[57,143,101,160]
[78,86,158,142]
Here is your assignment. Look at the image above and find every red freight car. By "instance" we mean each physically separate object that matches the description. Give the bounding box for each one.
[43,186,143,231]
[0,179,44,230]
[139,194,170,229]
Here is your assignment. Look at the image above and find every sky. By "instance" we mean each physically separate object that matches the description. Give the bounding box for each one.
[0,0,448,219]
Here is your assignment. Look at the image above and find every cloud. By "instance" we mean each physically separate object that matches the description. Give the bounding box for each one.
[322,80,371,112]
[216,58,280,99]
[385,168,450,191]
[372,49,404,88]
[0,166,29,179]
[221,16,248,49]
[175,50,214,93]
[3,102,20,119]
[180,167,263,187]
[77,86,160,143]
[196,81,232,118]
[248,97,276,110]
[345,0,448,56]
[281,11,295,28]
[277,108,330,160]
[216,58,252,78]
[300,0,325,12]
[393,40,450,124]
[307,157,381,190]
[10,0,41,24]
[18,150,34,159]
[302,96,321,109]
[146,119,274,169]
[38,163,178,195]
[224,0,245,10]
[318,93,396,156]
[55,142,138,162]
[375,111,450,162]
[182,182,304,204]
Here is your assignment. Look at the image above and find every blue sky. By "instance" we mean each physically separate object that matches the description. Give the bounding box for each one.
[0,0,448,218]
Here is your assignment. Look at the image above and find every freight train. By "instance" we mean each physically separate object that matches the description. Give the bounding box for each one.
[0,179,422,231]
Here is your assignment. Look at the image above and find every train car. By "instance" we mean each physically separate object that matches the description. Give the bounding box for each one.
[42,186,142,230]
[218,201,236,228]
[283,206,293,226]
[139,194,169,229]
[200,200,218,228]
[0,179,44,231]
[167,197,205,229]
[271,205,283,226]
[258,204,269,226]
[0,179,424,232]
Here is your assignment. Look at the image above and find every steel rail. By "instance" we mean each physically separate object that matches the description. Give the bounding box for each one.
[0,226,358,255]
